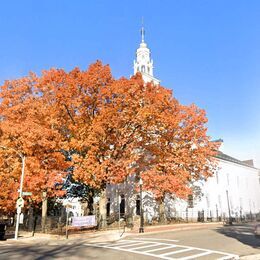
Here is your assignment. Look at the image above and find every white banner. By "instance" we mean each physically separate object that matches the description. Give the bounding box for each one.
[71,215,96,227]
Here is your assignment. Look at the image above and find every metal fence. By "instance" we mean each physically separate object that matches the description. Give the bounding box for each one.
[1,210,259,236]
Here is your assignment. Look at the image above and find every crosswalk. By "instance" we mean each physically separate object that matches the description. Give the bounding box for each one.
[84,238,239,259]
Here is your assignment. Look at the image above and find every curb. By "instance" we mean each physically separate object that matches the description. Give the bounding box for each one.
[126,222,223,236]
[4,229,127,245]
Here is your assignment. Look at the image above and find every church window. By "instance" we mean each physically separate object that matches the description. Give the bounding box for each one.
[187,194,193,208]
[141,65,145,73]
[147,67,150,74]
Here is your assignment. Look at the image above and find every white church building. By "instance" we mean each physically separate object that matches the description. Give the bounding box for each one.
[105,28,260,224]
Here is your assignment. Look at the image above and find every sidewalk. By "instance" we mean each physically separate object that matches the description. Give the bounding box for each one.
[128,221,223,235]
[1,222,223,245]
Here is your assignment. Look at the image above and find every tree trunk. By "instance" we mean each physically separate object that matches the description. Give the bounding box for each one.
[158,198,166,223]
[125,195,134,228]
[41,191,47,233]
[28,201,34,232]
[87,195,94,215]
[98,189,107,229]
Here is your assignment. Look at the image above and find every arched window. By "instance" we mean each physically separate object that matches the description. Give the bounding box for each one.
[141,65,145,73]
[147,67,150,74]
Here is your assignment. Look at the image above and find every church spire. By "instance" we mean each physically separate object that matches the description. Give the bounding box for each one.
[141,26,145,43]
[141,17,145,43]
[133,23,160,85]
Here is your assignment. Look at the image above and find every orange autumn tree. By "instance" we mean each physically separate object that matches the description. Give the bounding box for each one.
[0,61,218,228]
[71,70,219,226]
[33,62,113,226]
[0,61,113,217]
[0,74,70,215]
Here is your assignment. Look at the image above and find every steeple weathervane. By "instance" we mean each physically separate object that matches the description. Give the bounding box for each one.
[141,27,145,43]
[141,17,145,43]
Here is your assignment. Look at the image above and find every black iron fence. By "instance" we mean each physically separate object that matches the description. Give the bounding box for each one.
[1,210,259,235]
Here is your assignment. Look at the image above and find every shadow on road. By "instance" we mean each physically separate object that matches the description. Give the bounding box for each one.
[215,223,260,249]
[0,242,113,259]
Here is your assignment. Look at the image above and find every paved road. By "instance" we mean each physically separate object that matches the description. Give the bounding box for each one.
[0,223,259,259]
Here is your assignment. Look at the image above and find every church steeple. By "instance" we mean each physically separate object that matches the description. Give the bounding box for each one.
[141,26,145,43]
[133,25,160,85]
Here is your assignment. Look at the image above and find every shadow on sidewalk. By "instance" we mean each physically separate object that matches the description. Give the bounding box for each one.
[215,223,260,249]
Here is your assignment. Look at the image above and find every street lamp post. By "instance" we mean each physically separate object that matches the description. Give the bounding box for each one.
[0,146,25,240]
[139,178,144,233]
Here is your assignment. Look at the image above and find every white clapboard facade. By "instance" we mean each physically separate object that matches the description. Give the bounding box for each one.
[106,151,260,223]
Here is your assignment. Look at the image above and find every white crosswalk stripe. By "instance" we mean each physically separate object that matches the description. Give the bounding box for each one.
[127,243,161,250]
[180,251,212,259]
[160,248,193,256]
[84,238,239,259]
[145,245,176,253]
[118,242,147,248]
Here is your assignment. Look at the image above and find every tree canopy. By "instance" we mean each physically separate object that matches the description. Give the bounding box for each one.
[0,61,219,214]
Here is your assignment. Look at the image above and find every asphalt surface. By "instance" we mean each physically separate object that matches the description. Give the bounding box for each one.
[0,223,259,259]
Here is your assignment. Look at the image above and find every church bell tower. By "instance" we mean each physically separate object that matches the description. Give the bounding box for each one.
[134,26,160,85]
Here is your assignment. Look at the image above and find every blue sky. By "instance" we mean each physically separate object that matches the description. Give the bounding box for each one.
[0,0,259,166]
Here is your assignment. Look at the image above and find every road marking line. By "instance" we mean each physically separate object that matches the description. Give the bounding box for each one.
[180,251,212,259]
[130,243,163,250]
[95,240,129,246]
[135,238,179,242]
[116,240,132,243]
[84,239,239,260]
[145,245,176,253]
[106,241,141,247]
[84,243,171,259]
[117,242,147,248]
[160,248,193,256]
